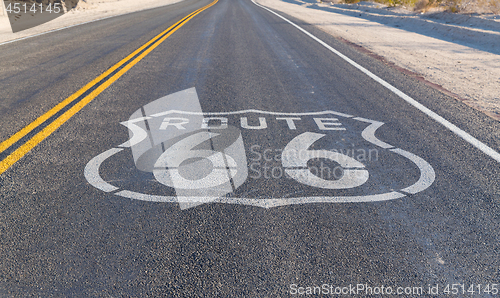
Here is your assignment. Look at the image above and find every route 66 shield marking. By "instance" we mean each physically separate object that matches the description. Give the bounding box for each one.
[85,88,435,209]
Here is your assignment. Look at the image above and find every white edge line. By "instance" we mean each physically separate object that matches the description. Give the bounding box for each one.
[251,0,500,164]
[0,0,183,47]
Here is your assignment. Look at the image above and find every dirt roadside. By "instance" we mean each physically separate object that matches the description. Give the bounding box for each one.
[255,0,500,121]
[0,0,183,43]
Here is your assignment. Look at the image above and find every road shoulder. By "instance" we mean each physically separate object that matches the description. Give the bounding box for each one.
[0,0,184,44]
[254,0,500,121]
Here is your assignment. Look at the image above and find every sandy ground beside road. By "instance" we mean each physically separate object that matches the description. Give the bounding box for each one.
[254,0,500,120]
[0,0,182,42]
[1,0,499,121]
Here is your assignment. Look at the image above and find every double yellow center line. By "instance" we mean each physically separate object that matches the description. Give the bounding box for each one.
[0,0,218,175]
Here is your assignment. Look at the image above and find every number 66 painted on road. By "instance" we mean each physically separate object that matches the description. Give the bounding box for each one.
[154,132,239,189]
[154,131,369,190]
[282,132,369,189]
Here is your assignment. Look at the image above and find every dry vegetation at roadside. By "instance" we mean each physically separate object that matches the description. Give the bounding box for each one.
[340,0,500,13]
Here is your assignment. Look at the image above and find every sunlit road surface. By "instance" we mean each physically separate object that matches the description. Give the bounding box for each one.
[0,0,499,296]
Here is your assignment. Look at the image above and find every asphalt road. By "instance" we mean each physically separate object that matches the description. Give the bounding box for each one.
[1,0,499,296]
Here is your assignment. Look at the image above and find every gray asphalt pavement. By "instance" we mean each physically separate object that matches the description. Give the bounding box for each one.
[0,0,499,296]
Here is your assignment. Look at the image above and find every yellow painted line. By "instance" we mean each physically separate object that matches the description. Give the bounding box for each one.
[0,1,212,155]
[0,0,218,175]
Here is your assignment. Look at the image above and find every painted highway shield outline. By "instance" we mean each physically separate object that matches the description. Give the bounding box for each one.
[84,88,435,209]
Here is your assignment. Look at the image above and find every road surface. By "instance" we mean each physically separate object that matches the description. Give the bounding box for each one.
[0,0,499,296]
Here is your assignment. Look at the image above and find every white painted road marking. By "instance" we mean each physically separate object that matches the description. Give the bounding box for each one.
[118,117,152,148]
[282,132,369,189]
[84,88,436,209]
[84,148,123,192]
[113,190,407,209]
[354,118,394,149]
[251,0,500,164]
[391,148,436,194]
